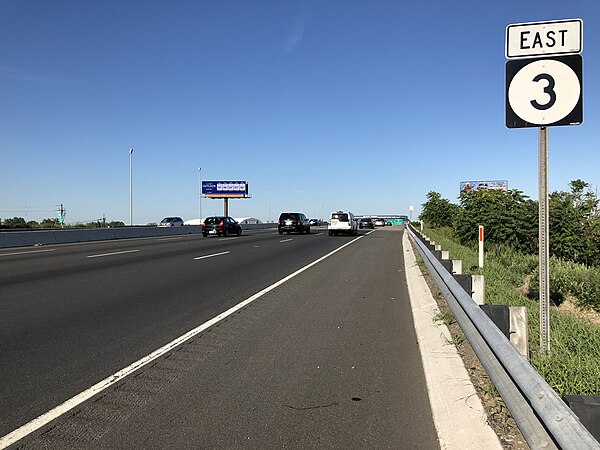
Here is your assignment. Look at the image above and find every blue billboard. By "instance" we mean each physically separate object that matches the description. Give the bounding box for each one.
[202,181,248,197]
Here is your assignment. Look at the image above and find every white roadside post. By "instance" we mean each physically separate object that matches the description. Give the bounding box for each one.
[505,18,583,353]
[478,225,484,268]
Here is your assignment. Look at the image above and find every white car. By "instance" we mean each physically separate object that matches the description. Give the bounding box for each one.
[328,211,358,236]
[158,217,184,227]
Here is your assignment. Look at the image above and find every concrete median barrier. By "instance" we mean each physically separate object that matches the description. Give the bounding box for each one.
[0,224,277,249]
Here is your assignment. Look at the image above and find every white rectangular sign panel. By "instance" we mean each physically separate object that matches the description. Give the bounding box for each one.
[506,19,582,59]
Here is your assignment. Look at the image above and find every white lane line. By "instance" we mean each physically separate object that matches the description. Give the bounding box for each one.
[316,232,323,236]
[279,239,293,243]
[156,236,183,241]
[86,250,139,259]
[193,251,230,260]
[0,233,364,449]
[0,249,56,257]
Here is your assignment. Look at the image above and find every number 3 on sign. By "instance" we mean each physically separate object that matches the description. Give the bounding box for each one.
[508,59,580,125]
[530,74,556,111]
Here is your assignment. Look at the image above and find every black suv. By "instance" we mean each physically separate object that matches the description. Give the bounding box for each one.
[278,212,310,234]
[202,216,242,237]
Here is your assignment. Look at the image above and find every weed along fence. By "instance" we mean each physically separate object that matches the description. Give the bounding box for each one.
[407,224,600,449]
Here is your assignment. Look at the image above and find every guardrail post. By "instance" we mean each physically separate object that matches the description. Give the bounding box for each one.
[453,274,472,297]
[510,306,529,360]
[440,259,453,273]
[452,260,462,274]
[562,396,600,442]
[480,305,510,338]
[472,274,485,305]
[453,274,485,305]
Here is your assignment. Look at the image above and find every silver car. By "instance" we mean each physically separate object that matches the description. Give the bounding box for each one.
[158,217,184,227]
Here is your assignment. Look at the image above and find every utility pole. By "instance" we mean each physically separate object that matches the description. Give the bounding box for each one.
[129,147,134,226]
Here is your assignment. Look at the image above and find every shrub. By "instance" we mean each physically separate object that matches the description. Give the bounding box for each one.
[530,259,600,312]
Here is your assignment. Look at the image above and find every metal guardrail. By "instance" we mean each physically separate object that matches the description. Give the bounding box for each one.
[407,225,600,450]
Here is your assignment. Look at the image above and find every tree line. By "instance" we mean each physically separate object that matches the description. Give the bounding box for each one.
[419,179,600,267]
[0,217,125,229]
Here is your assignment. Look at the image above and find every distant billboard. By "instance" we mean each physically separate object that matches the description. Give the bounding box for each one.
[460,180,508,192]
[202,181,249,198]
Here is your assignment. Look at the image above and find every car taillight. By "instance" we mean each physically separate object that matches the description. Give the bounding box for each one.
[219,220,224,227]
[297,221,301,225]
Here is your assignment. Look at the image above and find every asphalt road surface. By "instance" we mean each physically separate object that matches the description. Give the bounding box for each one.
[1,227,439,449]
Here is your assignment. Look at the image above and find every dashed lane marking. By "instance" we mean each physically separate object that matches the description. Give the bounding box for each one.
[0,249,56,257]
[193,251,230,260]
[86,250,140,258]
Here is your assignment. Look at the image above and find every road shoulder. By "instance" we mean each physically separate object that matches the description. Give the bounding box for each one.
[403,231,503,449]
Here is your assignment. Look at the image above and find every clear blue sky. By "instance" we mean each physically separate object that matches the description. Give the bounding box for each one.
[1,1,599,224]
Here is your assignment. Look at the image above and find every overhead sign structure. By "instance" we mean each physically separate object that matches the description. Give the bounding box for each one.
[202,181,249,198]
[506,54,583,128]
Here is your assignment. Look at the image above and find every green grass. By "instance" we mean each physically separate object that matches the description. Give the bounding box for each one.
[420,226,600,396]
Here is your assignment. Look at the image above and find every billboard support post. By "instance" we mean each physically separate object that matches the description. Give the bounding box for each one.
[198,167,202,224]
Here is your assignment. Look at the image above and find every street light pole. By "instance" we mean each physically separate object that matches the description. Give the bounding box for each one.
[268,186,272,223]
[129,147,133,226]
[198,167,202,224]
